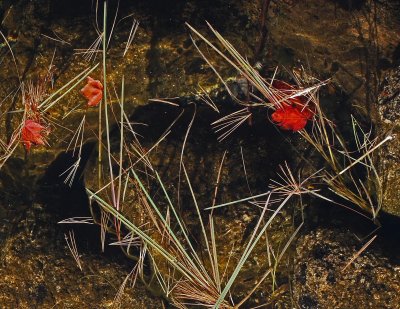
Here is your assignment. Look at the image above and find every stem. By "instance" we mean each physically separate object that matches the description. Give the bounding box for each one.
[117,75,124,209]
[97,22,104,189]
[101,0,117,209]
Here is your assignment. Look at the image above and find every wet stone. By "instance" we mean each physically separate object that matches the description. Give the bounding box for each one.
[376,66,400,217]
[268,0,400,111]
[0,202,163,308]
[293,228,400,309]
[377,66,400,124]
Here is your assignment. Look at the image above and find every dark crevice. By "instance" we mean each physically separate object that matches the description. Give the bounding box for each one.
[36,141,128,259]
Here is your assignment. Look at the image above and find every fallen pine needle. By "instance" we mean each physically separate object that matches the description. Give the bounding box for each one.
[342,235,377,271]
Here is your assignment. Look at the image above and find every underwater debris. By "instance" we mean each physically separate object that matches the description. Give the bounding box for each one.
[21,119,47,152]
[271,104,313,131]
[80,76,103,107]
[270,80,314,132]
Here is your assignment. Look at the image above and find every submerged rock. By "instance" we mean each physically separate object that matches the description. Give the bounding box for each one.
[293,228,400,309]
[268,0,400,112]
[0,201,163,308]
[376,66,400,217]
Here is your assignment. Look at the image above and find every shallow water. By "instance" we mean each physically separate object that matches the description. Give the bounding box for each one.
[0,0,400,308]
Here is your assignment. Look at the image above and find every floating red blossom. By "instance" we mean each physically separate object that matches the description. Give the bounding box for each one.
[21,119,46,152]
[271,80,314,131]
[80,76,103,107]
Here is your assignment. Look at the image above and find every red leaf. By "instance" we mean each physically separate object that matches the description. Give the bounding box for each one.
[271,105,309,131]
[22,119,46,152]
[272,80,310,109]
[272,80,294,91]
[271,79,315,131]
[80,76,103,107]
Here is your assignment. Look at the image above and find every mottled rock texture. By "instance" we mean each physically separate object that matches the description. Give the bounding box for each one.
[293,228,400,309]
[376,66,400,217]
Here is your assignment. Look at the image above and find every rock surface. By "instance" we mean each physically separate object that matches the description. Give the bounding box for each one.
[268,0,400,112]
[293,228,400,309]
[0,197,162,308]
[376,66,400,217]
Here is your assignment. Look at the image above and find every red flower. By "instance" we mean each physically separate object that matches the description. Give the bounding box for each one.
[271,80,314,131]
[21,119,46,152]
[80,77,103,107]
